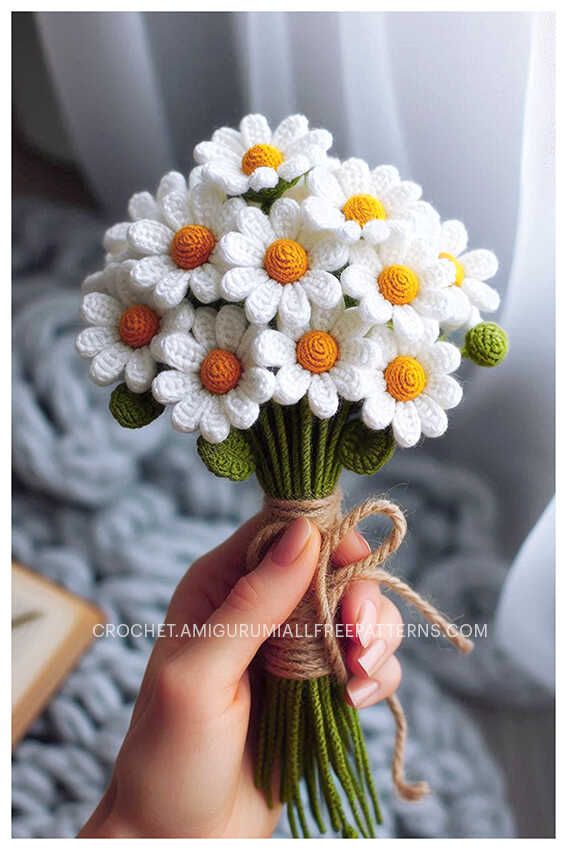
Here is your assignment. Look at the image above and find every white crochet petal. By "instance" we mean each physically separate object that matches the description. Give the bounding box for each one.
[403,238,437,271]
[273,114,309,149]
[421,341,461,375]
[188,181,223,231]
[440,220,468,256]
[131,255,174,291]
[159,302,194,334]
[103,222,130,254]
[128,220,173,256]
[330,363,372,402]
[212,126,246,155]
[362,389,396,430]
[215,197,247,237]
[240,113,272,147]
[154,268,191,310]
[413,289,450,320]
[270,198,302,240]
[359,290,392,324]
[221,266,269,301]
[238,206,275,248]
[379,238,405,267]
[370,165,400,196]
[279,282,311,327]
[339,220,363,243]
[128,191,159,221]
[273,363,311,405]
[189,264,222,304]
[308,373,339,419]
[157,171,187,200]
[461,278,500,312]
[200,396,231,444]
[308,237,349,272]
[89,342,131,386]
[252,329,296,368]
[203,161,249,196]
[425,374,463,410]
[307,167,344,205]
[303,197,344,231]
[249,167,279,192]
[124,347,157,393]
[152,369,197,403]
[331,307,369,345]
[414,394,448,438]
[286,129,332,159]
[300,270,342,309]
[341,264,375,298]
[361,219,390,245]
[76,326,119,358]
[277,154,310,182]
[223,388,260,430]
[460,249,498,280]
[158,332,205,373]
[392,400,421,447]
[244,278,283,325]
[335,158,372,196]
[216,304,248,352]
[340,338,381,370]
[348,241,382,273]
[81,292,122,327]
[422,317,441,345]
[383,181,422,213]
[171,392,208,432]
[367,326,399,366]
[82,268,111,295]
[420,259,455,290]
[161,191,190,232]
[194,140,241,165]
[392,304,424,342]
[218,231,265,267]
[444,286,471,326]
[192,307,217,351]
[238,366,275,404]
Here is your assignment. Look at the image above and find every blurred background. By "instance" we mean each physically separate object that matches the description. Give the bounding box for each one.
[12,10,555,839]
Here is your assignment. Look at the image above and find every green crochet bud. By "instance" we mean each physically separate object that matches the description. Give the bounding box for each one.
[464,322,509,367]
[338,421,395,476]
[197,428,256,481]
[109,383,164,428]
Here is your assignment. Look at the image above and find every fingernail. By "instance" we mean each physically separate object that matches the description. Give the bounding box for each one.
[359,639,387,676]
[346,677,380,708]
[355,531,371,554]
[271,518,313,566]
[357,600,377,647]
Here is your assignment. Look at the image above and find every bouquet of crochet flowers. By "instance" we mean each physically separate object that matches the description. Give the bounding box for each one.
[76,113,508,838]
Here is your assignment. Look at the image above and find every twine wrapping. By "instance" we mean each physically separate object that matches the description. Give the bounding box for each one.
[246,489,474,802]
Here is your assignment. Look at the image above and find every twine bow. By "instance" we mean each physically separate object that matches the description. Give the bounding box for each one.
[247,490,474,802]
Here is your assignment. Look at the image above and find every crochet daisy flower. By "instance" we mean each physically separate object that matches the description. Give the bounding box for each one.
[194,113,332,196]
[340,235,454,342]
[303,159,429,245]
[218,198,346,327]
[251,303,379,419]
[151,305,275,443]
[362,324,463,448]
[436,220,500,329]
[76,263,194,393]
[126,181,245,309]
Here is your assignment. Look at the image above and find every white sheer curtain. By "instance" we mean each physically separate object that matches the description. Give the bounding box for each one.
[32,10,555,676]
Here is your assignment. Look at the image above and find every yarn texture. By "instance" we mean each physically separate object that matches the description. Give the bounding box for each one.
[464,322,509,367]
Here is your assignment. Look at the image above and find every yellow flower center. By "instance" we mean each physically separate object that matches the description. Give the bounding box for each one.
[296,331,340,374]
[264,239,309,284]
[378,264,420,305]
[342,193,388,227]
[119,304,160,349]
[385,356,427,402]
[171,225,216,270]
[439,252,465,287]
[200,349,242,395]
[241,143,284,175]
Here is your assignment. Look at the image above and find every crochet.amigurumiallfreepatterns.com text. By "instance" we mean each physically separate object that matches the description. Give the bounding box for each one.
[76,113,509,838]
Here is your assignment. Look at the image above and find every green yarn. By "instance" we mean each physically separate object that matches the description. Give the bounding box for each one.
[242,175,302,213]
[197,428,255,481]
[464,322,509,367]
[109,383,164,429]
[338,421,395,476]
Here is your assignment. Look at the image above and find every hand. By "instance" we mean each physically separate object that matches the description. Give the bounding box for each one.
[79,516,403,838]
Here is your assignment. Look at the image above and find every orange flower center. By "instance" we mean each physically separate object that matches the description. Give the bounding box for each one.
[439,252,465,287]
[119,304,160,349]
[378,264,419,305]
[264,239,309,284]
[385,356,427,402]
[171,225,216,270]
[241,143,284,175]
[296,331,340,374]
[342,193,387,226]
[200,348,242,395]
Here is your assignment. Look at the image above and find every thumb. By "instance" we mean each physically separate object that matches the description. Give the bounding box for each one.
[186,518,321,689]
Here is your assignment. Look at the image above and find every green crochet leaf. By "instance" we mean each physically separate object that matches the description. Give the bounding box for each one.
[338,420,395,475]
[109,383,164,429]
[242,175,302,212]
[197,428,256,481]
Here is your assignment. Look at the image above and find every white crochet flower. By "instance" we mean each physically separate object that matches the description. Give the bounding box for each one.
[303,159,429,245]
[436,220,500,330]
[76,263,194,393]
[194,113,332,196]
[151,305,275,443]
[340,235,454,342]
[126,181,245,309]
[362,324,463,448]
[251,303,379,419]
[218,198,346,327]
